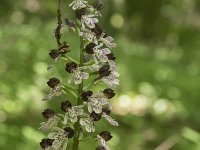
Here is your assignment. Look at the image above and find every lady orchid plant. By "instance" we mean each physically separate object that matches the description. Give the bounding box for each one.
[39,0,119,150]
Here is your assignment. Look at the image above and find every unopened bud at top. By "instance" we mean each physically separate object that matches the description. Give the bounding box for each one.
[49,49,60,60]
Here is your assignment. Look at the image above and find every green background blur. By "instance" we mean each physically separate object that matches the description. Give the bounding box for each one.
[1,0,200,150]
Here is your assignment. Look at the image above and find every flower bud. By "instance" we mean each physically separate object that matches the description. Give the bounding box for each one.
[61,100,72,112]
[103,88,115,99]
[65,62,77,73]
[96,145,106,150]
[40,138,54,148]
[59,42,70,55]
[75,8,86,20]
[47,77,60,88]
[85,43,96,54]
[49,49,60,60]
[42,109,55,119]
[64,127,75,138]
[99,65,111,77]
[99,131,113,141]
[90,111,101,121]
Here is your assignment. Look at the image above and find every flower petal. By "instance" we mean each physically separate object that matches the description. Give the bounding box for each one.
[62,139,68,150]
[39,116,60,131]
[103,115,119,126]
[80,72,89,79]
[42,85,62,101]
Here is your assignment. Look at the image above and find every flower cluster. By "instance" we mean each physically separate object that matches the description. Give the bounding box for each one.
[39,0,119,150]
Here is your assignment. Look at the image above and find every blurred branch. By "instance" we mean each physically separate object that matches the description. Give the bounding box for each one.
[154,135,179,150]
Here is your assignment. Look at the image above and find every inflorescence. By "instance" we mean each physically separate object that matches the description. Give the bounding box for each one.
[39,0,119,150]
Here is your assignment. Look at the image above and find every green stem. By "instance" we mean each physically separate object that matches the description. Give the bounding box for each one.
[63,83,77,91]
[83,60,95,66]
[62,56,79,64]
[72,37,84,150]
[62,88,78,99]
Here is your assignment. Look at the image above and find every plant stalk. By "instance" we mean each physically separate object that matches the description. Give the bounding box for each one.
[72,37,84,150]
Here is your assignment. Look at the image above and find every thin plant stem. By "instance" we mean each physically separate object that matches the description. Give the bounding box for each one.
[55,0,62,46]
[72,36,84,150]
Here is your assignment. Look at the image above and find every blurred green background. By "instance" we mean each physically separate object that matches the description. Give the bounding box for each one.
[1,0,200,150]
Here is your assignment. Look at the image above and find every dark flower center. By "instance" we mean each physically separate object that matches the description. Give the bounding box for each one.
[91,24,103,37]
[64,127,75,138]
[65,62,77,73]
[99,65,111,77]
[82,91,93,102]
[85,43,96,54]
[96,145,106,150]
[49,49,60,60]
[103,88,115,99]
[107,53,116,61]
[40,138,54,148]
[47,77,60,89]
[61,100,72,112]
[42,109,55,119]
[93,0,104,11]
[90,111,102,121]
[75,8,86,20]
[99,131,113,141]
[102,107,111,115]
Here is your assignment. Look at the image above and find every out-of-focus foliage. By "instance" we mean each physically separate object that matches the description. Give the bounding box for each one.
[0,0,200,150]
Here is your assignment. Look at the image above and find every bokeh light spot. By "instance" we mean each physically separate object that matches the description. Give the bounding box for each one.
[33,62,48,75]
[139,82,156,97]
[2,100,16,113]
[22,126,44,143]
[11,11,24,24]
[25,0,41,13]
[110,13,124,29]
[153,99,168,114]
[0,111,7,123]
[0,61,8,74]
